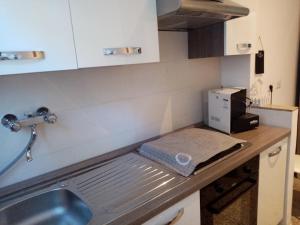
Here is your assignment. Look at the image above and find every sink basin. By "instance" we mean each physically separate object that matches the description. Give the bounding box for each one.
[0,189,92,225]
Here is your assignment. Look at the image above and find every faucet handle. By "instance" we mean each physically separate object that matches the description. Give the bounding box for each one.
[1,114,21,132]
[45,113,57,124]
[36,107,57,124]
[2,114,18,122]
[36,107,49,116]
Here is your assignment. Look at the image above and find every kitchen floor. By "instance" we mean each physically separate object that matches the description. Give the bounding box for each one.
[292,177,300,225]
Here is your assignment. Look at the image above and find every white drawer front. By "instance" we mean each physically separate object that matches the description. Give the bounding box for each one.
[143,191,201,225]
[257,138,288,225]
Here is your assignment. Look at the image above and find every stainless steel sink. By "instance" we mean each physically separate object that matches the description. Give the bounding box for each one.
[0,153,187,225]
[0,189,92,225]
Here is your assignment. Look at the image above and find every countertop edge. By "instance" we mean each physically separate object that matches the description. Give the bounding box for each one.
[253,104,298,112]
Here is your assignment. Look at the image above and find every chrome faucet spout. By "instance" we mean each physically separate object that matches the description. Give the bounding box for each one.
[25,125,37,162]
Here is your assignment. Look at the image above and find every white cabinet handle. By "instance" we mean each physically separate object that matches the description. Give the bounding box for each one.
[164,208,184,225]
[236,43,252,51]
[103,47,142,56]
[0,51,45,61]
[268,146,282,157]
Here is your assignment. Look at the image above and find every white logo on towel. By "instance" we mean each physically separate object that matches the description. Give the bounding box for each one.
[175,153,192,166]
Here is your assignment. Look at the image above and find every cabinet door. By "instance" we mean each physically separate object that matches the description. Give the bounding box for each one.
[119,0,159,65]
[69,0,160,69]
[257,139,288,225]
[143,191,201,225]
[0,0,77,76]
[69,0,125,68]
[224,12,256,56]
[224,0,256,56]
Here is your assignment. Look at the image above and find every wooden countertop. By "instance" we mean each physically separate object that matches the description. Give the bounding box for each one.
[0,125,291,225]
[253,104,298,112]
[109,125,290,225]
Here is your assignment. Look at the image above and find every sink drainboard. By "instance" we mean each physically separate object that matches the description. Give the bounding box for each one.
[74,153,186,214]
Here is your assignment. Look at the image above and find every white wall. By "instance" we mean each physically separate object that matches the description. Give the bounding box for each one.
[222,0,300,105]
[221,54,251,88]
[0,32,220,188]
[251,0,300,105]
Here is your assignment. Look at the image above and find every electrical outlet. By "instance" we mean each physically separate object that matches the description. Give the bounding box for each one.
[276,80,282,89]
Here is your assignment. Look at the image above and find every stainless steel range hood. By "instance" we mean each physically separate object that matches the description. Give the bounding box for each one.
[157,0,250,31]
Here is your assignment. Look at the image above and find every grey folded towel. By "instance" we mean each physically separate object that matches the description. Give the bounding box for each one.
[139,128,246,177]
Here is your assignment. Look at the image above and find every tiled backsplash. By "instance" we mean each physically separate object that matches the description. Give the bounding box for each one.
[0,32,220,188]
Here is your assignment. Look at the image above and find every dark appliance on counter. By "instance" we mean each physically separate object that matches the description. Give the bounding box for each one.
[201,156,259,225]
[231,112,260,133]
[208,87,259,134]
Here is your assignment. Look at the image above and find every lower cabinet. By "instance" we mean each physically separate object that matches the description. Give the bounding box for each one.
[143,191,201,225]
[257,138,288,225]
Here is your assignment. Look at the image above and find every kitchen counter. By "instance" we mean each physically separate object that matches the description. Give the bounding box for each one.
[0,125,290,225]
[109,125,290,225]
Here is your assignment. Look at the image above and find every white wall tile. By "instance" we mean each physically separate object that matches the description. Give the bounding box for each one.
[0,32,220,188]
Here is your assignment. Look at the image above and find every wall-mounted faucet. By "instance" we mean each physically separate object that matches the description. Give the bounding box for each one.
[1,107,57,175]
[2,107,57,133]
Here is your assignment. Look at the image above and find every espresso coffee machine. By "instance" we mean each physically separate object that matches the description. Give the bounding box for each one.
[208,88,259,134]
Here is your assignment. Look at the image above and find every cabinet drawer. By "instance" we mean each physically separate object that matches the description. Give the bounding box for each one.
[143,191,201,225]
[257,138,288,225]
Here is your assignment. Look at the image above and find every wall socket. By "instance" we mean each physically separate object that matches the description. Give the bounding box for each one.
[252,95,271,106]
[276,80,282,89]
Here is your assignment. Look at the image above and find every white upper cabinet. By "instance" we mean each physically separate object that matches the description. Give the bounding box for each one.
[225,0,257,56]
[0,0,77,76]
[69,0,160,68]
